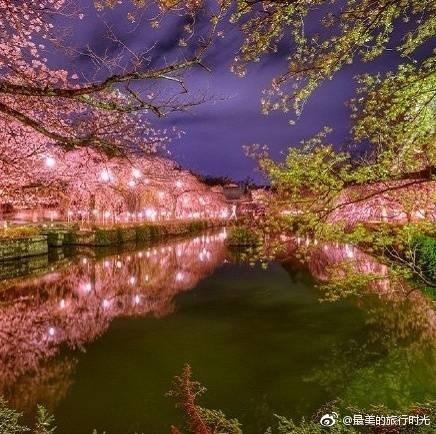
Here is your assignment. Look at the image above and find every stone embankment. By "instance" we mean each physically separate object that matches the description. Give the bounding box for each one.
[0,220,221,260]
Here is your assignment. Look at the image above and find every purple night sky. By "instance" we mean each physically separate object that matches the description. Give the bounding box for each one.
[59,2,431,183]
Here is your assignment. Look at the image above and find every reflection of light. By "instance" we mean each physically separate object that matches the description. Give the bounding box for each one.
[175,180,183,188]
[82,258,88,265]
[48,327,56,337]
[144,274,149,282]
[102,299,110,309]
[104,260,111,268]
[219,228,227,240]
[59,299,66,309]
[116,260,122,268]
[83,282,92,293]
[129,276,136,285]
[128,180,136,188]
[134,295,141,305]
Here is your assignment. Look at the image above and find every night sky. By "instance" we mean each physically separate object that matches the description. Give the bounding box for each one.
[61,2,429,183]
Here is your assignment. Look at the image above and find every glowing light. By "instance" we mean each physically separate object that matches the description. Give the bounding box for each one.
[220,208,229,219]
[100,168,112,182]
[345,244,355,258]
[45,156,56,168]
[132,168,142,178]
[145,208,157,221]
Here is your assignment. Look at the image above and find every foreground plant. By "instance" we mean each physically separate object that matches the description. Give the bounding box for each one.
[1,373,435,434]
[167,366,436,434]
[0,398,55,434]
[167,364,242,434]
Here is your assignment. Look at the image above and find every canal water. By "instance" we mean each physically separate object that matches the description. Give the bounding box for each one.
[0,230,435,433]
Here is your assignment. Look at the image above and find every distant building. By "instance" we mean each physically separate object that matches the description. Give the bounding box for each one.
[222,183,248,201]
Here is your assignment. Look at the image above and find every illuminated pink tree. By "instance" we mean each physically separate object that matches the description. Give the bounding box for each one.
[0,1,225,216]
[1,148,230,223]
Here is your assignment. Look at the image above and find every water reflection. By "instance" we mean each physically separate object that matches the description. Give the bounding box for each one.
[303,242,436,408]
[306,242,436,347]
[1,233,435,419]
[0,230,227,410]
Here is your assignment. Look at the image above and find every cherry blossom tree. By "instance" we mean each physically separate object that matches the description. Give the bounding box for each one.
[1,147,230,223]
[0,0,228,219]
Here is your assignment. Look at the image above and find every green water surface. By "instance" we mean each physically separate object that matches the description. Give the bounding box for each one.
[1,232,434,433]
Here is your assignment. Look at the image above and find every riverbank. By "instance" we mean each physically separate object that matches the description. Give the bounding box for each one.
[0,220,224,260]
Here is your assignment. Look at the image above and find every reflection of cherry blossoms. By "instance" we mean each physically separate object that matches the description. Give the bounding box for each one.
[302,242,436,407]
[0,230,228,408]
[5,357,77,414]
[305,241,436,350]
